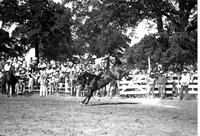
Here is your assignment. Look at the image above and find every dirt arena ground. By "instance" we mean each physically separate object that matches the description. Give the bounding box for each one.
[0,94,197,136]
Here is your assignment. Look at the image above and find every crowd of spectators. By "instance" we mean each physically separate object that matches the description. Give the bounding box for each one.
[145,69,197,100]
[0,56,110,97]
[0,56,197,100]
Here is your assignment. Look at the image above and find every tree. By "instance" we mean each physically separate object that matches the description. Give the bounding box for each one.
[126,30,197,72]
[121,0,197,72]
[65,0,131,69]
[13,0,74,62]
[162,31,197,71]
[0,0,197,71]
[125,34,161,70]
[0,0,78,62]
[70,0,131,55]
[0,29,11,55]
[0,0,23,57]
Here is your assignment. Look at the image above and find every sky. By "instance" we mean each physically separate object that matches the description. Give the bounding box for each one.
[128,19,157,45]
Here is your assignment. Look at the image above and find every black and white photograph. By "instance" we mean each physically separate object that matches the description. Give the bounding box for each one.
[0,0,198,135]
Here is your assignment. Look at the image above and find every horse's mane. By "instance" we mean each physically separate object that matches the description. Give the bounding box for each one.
[83,71,99,78]
[77,71,100,85]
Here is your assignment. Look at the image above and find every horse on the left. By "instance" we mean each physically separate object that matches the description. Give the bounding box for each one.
[1,66,18,97]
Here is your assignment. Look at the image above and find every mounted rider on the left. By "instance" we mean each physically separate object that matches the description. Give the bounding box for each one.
[1,59,18,96]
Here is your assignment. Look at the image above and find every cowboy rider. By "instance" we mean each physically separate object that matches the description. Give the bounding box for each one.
[89,56,123,90]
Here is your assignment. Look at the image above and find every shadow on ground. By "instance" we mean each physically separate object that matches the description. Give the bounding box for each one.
[89,102,140,106]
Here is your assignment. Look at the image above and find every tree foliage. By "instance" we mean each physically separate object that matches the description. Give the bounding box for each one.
[122,0,197,72]
[0,0,79,62]
[126,30,197,72]
[0,0,197,71]
[67,0,131,58]
[0,29,12,55]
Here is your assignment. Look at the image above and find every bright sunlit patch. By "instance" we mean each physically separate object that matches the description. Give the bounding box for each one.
[139,98,181,109]
[127,19,157,46]
[53,0,62,3]
[156,104,181,109]
[119,98,181,109]
[139,98,161,105]
[116,98,161,105]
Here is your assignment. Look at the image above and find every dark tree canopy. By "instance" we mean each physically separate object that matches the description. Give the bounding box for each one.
[0,0,79,62]
[120,0,197,72]
[69,0,131,58]
[0,29,11,54]
[0,0,197,71]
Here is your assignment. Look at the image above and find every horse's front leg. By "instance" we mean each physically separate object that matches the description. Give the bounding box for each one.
[84,89,94,105]
[81,96,88,105]
[81,88,92,105]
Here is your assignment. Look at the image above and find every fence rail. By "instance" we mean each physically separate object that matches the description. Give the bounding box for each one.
[0,74,198,97]
[118,74,198,96]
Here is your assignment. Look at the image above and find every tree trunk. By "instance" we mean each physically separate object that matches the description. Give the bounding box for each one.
[35,42,39,64]
[156,13,169,51]
[105,56,110,71]
[178,0,193,32]
[156,13,164,34]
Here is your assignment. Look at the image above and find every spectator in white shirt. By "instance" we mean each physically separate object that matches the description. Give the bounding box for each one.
[146,72,156,98]
[179,69,190,100]
[28,74,34,93]
[4,61,11,72]
[39,73,48,97]
[65,75,70,94]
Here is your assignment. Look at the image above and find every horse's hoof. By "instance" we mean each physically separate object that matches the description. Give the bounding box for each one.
[80,102,84,105]
[80,103,87,106]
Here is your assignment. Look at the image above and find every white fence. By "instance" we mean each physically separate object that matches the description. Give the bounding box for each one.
[118,74,198,97]
[29,74,198,97]
[0,73,197,98]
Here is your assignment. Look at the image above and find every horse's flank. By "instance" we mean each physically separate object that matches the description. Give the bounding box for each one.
[78,67,128,105]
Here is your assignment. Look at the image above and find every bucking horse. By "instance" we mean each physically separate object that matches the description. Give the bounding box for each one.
[1,66,18,97]
[77,59,128,105]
